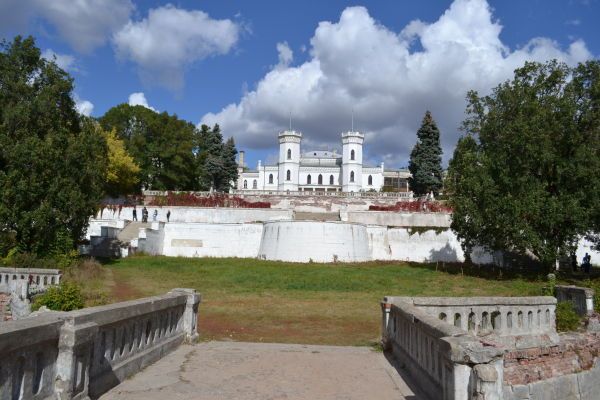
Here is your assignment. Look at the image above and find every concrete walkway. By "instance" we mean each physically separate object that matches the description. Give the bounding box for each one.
[100,341,420,400]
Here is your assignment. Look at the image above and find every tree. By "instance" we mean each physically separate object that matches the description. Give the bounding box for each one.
[99,104,198,191]
[196,124,239,191]
[408,111,443,196]
[0,36,107,256]
[447,60,600,270]
[103,127,140,196]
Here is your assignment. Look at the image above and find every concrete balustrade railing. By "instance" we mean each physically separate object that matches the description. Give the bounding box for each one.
[381,297,505,400]
[381,296,561,399]
[0,288,200,400]
[395,296,558,338]
[0,267,62,294]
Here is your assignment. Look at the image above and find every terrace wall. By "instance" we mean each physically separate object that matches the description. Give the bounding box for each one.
[341,211,452,227]
[95,206,293,224]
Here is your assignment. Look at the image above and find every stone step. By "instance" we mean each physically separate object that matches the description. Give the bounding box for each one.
[293,212,341,221]
[117,221,152,242]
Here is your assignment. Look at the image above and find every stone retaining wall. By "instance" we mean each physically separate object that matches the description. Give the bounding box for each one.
[0,288,200,400]
[502,333,600,399]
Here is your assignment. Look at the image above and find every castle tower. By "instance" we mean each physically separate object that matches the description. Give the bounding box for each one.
[278,130,302,191]
[341,131,364,192]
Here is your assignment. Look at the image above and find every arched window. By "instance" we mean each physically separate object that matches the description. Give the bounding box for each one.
[350,171,355,182]
[287,149,291,160]
[252,180,257,189]
[330,175,334,185]
[318,174,323,185]
[307,175,312,184]
[243,180,247,189]
[368,175,373,185]
[286,170,291,181]
[350,149,355,160]
[268,174,273,184]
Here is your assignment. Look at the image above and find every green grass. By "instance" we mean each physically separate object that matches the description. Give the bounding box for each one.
[92,256,557,346]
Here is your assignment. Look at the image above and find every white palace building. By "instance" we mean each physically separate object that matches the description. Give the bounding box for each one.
[237,130,410,193]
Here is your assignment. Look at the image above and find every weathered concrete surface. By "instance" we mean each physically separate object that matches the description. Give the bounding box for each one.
[100,341,419,400]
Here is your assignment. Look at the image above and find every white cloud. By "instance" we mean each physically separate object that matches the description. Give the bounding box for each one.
[200,0,592,167]
[0,0,133,53]
[74,95,94,116]
[275,42,293,68]
[113,5,240,91]
[128,92,157,112]
[41,49,77,72]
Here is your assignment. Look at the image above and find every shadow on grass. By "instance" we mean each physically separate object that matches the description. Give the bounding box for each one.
[405,259,600,285]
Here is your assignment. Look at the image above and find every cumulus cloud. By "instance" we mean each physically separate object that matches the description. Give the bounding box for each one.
[113,5,240,91]
[41,49,77,72]
[200,0,592,167]
[128,92,157,112]
[74,95,94,116]
[1,0,134,53]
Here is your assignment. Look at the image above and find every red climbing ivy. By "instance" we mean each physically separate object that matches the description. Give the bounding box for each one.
[147,192,271,208]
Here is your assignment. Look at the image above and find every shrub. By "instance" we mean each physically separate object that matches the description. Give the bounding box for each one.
[32,282,85,312]
[555,301,581,332]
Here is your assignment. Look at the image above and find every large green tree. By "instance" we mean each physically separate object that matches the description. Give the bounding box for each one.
[408,111,444,196]
[0,36,107,256]
[99,104,198,191]
[447,60,600,269]
[196,124,238,191]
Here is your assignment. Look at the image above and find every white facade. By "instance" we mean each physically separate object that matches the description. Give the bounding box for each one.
[238,130,388,192]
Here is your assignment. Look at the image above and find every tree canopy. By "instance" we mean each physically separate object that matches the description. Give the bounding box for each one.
[408,111,444,196]
[99,106,238,192]
[99,104,198,191]
[196,124,238,192]
[102,127,140,196]
[447,60,600,269]
[0,36,107,256]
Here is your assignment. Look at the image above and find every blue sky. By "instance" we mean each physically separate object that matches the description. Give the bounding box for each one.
[1,0,599,168]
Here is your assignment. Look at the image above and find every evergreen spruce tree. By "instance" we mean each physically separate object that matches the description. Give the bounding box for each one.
[408,111,443,196]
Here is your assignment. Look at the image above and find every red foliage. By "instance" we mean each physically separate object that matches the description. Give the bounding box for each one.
[369,200,452,213]
[147,192,271,208]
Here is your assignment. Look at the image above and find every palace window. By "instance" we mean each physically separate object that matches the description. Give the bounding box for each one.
[350,149,355,160]
[287,149,291,160]
[307,175,312,184]
[330,175,334,185]
[318,174,323,185]
[286,170,291,181]
[350,171,355,182]
[268,174,273,184]
[252,180,257,189]
[243,180,247,189]
[368,175,373,185]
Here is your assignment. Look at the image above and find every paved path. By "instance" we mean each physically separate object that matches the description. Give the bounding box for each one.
[100,341,420,400]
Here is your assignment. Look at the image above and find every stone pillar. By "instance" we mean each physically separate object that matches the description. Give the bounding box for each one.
[171,288,201,342]
[468,361,504,400]
[55,317,98,400]
[380,297,393,350]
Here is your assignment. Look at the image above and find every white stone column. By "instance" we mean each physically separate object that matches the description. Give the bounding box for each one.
[55,317,98,399]
[171,288,201,342]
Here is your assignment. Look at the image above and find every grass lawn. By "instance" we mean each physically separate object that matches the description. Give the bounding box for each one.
[79,256,561,346]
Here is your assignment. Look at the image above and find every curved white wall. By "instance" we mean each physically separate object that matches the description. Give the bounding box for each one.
[259,221,371,263]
